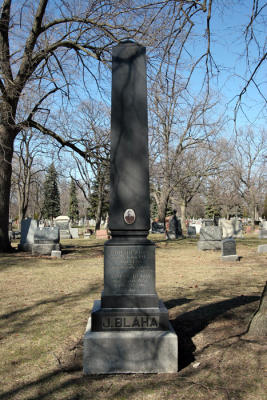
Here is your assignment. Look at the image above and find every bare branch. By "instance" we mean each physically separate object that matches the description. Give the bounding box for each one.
[27,87,59,121]
[0,0,13,84]
[234,51,267,123]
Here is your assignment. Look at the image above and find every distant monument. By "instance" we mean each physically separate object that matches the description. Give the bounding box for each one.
[259,221,267,239]
[32,226,60,255]
[19,218,38,252]
[221,238,239,261]
[166,210,183,239]
[198,225,222,250]
[83,41,178,374]
[55,215,71,239]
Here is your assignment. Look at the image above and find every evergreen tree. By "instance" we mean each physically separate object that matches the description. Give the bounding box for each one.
[205,202,221,219]
[87,178,109,227]
[41,164,60,220]
[68,179,79,222]
[150,195,158,220]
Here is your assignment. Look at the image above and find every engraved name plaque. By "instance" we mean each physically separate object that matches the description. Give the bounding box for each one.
[102,316,159,329]
[222,239,236,256]
[103,244,155,295]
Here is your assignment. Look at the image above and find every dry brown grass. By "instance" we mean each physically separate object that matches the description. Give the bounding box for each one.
[0,235,266,400]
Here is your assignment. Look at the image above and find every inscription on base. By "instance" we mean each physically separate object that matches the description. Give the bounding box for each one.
[102,316,159,329]
[104,245,155,295]
[222,240,236,256]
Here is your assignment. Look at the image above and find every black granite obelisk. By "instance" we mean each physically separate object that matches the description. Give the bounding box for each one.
[83,41,178,373]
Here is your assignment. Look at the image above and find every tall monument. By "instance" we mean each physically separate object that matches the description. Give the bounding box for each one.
[83,41,178,374]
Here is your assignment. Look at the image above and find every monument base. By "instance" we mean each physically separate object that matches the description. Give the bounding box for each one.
[166,232,183,240]
[32,243,60,255]
[83,316,178,374]
[59,230,71,239]
[221,255,239,262]
[197,240,222,250]
[18,243,33,252]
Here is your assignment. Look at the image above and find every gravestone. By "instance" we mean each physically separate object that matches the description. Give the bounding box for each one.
[187,225,197,237]
[221,238,239,261]
[191,221,202,234]
[166,210,182,239]
[18,218,38,252]
[151,221,165,234]
[233,219,243,238]
[32,227,60,255]
[220,219,243,239]
[201,219,214,227]
[220,219,234,238]
[83,41,178,374]
[257,244,267,254]
[51,250,62,258]
[69,227,79,239]
[259,221,267,239]
[95,229,109,240]
[197,226,222,250]
[55,216,71,239]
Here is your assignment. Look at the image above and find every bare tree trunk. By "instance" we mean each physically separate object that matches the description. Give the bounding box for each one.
[0,127,14,252]
[95,176,105,232]
[247,282,267,336]
[180,198,187,231]
[95,198,102,231]
[154,190,170,224]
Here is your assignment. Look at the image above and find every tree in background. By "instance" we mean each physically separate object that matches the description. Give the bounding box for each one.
[0,0,266,252]
[262,194,267,220]
[41,164,60,221]
[68,179,79,223]
[229,128,267,222]
[87,173,109,231]
[12,129,46,223]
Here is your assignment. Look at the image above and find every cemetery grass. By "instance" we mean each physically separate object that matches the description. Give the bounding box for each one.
[0,235,266,400]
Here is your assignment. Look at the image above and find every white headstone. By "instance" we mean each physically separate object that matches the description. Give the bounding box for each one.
[220,219,234,238]
[233,219,243,238]
[70,227,79,239]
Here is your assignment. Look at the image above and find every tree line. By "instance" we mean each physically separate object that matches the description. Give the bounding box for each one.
[1,0,266,251]
[10,110,266,231]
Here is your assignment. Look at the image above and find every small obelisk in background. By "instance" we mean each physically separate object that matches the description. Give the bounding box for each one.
[83,40,178,374]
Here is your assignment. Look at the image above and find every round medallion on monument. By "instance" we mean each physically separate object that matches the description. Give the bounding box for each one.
[124,209,136,224]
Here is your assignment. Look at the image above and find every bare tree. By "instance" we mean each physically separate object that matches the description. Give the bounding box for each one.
[171,145,223,228]
[0,0,219,251]
[149,74,222,223]
[12,129,46,223]
[247,281,267,337]
[0,0,265,251]
[233,0,267,124]
[69,100,110,231]
[229,128,267,222]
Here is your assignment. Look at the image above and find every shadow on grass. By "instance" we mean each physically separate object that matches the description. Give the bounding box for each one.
[0,283,102,339]
[0,369,82,400]
[164,297,192,309]
[0,295,261,400]
[0,369,144,400]
[0,243,105,271]
[169,294,260,370]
